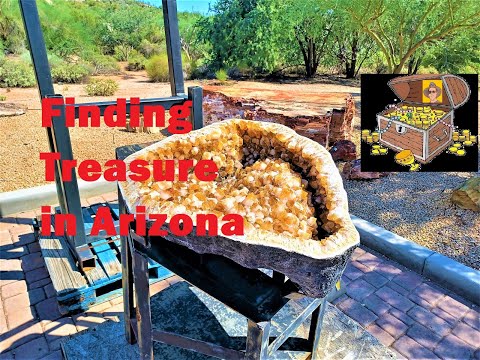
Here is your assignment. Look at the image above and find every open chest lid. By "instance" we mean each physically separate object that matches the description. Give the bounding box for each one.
[387,74,470,109]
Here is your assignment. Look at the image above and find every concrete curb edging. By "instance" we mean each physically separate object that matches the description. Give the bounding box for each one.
[351,215,480,305]
[0,180,116,217]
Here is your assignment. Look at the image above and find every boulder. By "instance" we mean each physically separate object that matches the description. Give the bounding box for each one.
[0,103,26,117]
[451,177,480,211]
[294,122,329,147]
[329,140,357,161]
[343,159,388,180]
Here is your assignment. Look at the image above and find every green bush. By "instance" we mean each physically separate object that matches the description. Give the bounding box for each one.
[88,55,121,75]
[51,63,91,83]
[85,78,119,96]
[0,95,6,101]
[139,39,162,58]
[126,54,147,71]
[0,60,36,88]
[145,54,169,82]
[215,69,228,82]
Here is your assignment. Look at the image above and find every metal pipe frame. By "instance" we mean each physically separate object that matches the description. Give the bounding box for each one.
[19,0,203,270]
[19,0,94,270]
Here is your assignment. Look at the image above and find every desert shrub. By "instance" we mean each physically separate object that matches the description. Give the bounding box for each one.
[126,54,147,71]
[0,95,6,101]
[215,69,228,82]
[85,78,119,96]
[47,53,64,68]
[88,55,121,75]
[190,64,215,80]
[139,39,162,58]
[145,54,169,82]
[51,63,91,83]
[0,60,36,87]
[114,45,137,62]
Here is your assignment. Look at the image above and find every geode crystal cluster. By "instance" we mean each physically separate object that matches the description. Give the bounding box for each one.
[119,119,359,297]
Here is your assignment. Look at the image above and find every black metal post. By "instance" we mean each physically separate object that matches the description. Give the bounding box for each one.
[19,0,93,269]
[188,86,204,130]
[163,0,186,96]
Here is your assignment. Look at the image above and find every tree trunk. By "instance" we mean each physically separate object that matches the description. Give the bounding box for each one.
[345,37,358,78]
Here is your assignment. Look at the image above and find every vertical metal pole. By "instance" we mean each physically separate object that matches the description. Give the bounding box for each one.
[308,298,327,360]
[19,0,92,269]
[132,251,154,360]
[119,188,135,344]
[245,321,271,360]
[18,0,63,213]
[162,0,186,96]
[188,86,203,130]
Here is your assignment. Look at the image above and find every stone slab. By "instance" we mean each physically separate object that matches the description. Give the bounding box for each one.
[62,282,395,359]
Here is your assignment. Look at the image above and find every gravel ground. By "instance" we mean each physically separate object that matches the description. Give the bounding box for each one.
[0,72,478,269]
[344,167,480,270]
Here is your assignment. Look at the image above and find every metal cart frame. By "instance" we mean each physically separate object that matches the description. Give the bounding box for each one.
[19,0,203,270]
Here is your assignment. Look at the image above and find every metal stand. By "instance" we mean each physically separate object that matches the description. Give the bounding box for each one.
[119,218,327,360]
[19,0,203,270]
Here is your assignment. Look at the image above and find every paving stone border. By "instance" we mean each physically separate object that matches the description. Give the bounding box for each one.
[351,215,480,306]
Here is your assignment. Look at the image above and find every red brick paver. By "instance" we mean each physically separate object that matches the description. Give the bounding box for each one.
[1,208,480,360]
[337,246,480,359]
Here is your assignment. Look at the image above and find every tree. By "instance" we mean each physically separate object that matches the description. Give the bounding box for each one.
[332,1,375,78]
[197,0,285,72]
[349,0,480,73]
[423,28,480,73]
[283,0,337,77]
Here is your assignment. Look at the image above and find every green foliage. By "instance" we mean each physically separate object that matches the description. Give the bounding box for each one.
[0,95,6,101]
[197,0,286,72]
[88,55,121,75]
[145,54,170,82]
[0,60,35,87]
[98,7,158,56]
[423,28,480,74]
[0,2,25,54]
[215,69,228,81]
[51,62,91,83]
[348,0,480,73]
[139,39,163,58]
[85,78,119,96]
[126,53,147,71]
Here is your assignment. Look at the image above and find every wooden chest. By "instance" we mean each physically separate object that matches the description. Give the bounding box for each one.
[377,75,470,164]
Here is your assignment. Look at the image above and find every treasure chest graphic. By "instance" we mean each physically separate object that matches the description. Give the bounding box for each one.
[377,74,471,164]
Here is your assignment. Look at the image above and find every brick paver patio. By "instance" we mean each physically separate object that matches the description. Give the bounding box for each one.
[1,192,479,359]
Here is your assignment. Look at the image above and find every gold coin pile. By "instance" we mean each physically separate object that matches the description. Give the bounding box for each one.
[384,106,446,130]
[370,144,388,155]
[449,129,477,156]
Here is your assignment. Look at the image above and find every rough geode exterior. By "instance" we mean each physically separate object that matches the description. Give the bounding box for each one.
[149,225,356,299]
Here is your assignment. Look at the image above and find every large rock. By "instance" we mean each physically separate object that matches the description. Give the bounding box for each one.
[451,177,480,211]
[329,140,357,161]
[343,159,388,180]
[328,95,356,143]
[0,103,25,117]
[294,121,330,147]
